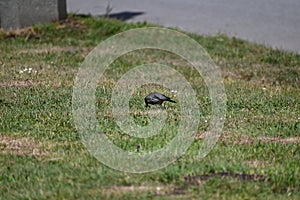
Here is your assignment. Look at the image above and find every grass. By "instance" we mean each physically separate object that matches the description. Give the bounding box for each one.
[0,15,299,199]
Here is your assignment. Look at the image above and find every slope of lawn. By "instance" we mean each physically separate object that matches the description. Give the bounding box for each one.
[0,15,299,199]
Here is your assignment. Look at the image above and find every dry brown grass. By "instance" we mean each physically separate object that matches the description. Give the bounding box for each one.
[196,131,300,145]
[0,27,41,39]
[102,184,171,197]
[246,159,267,168]
[0,18,87,40]
[17,46,92,56]
[0,135,52,157]
[0,80,42,88]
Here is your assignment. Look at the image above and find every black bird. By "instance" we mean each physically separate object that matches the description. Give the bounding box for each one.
[144,92,176,108]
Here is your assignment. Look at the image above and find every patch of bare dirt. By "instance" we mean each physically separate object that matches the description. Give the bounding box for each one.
[258,136,300,143]
[0,135,48,157]
[235,136,300,145]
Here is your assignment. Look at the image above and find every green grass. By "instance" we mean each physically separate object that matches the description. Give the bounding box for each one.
[0,15,299,199]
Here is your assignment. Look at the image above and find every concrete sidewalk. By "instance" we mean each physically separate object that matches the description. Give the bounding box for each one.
[67,0,300,54]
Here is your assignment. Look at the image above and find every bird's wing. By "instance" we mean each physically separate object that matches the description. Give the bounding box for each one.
[154,93,169,100]
[148,96,160,103]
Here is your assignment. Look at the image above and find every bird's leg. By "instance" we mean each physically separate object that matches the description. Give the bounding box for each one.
[137,144,141,152]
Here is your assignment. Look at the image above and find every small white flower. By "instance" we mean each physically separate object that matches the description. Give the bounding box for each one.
[24,68,28,72]
[171,89,178,94]
[19,70,24,74]
[204,120,208,123]
[262,87,266,90]
[28,68,32,71]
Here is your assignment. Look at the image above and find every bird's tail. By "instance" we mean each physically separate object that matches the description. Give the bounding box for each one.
[167,99,176,103]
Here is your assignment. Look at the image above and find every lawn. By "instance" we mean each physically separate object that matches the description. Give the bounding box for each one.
[0,15,299,199]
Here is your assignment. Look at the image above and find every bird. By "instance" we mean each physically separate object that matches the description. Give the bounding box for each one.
[144,92,176,108]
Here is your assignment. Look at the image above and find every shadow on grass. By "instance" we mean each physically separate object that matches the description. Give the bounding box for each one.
[100,11,145,21]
